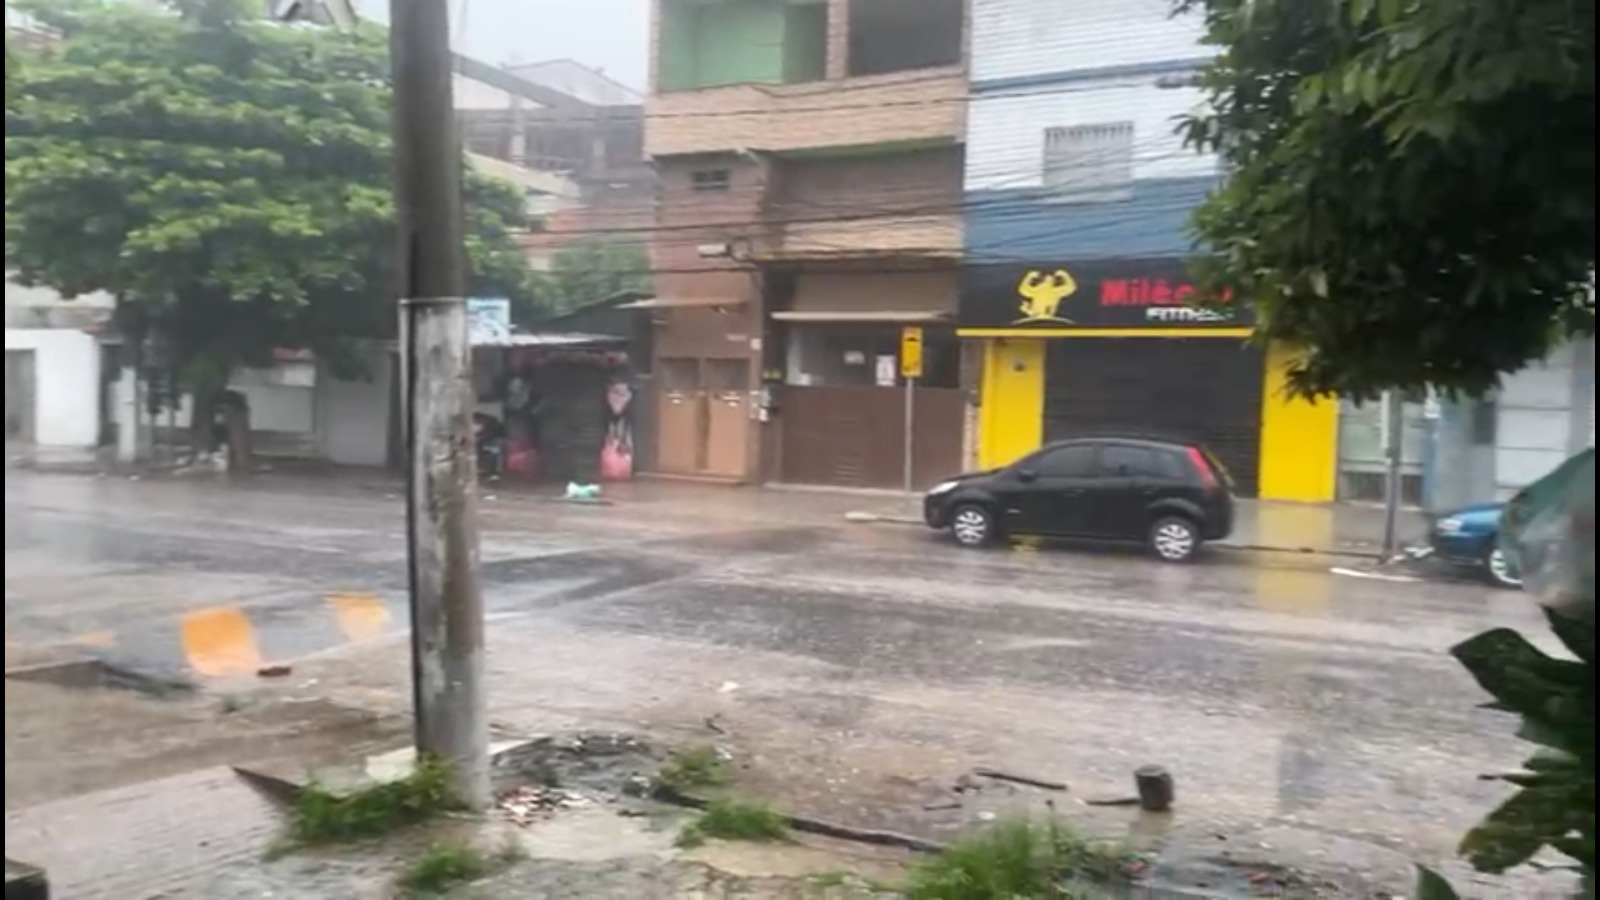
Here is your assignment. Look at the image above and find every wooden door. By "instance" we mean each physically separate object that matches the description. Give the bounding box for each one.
[704,359,749,478]
[655,358,704,475]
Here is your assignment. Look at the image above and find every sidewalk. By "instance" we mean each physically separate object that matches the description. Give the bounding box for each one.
[542,478,1427,557]
[841,491,1426,557]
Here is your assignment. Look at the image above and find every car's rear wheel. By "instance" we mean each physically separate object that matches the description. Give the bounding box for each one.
[1150,516,1200,563]
[950,504,994,548]
[1484,544,1522,589]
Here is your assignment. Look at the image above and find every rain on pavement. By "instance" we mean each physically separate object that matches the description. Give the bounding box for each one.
[3,469,1552,888]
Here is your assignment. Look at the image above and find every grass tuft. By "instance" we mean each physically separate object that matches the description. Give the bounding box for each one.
[397,840,525,896]
[902,817,1136,900]
[286,756,462,847]
[676,797,791,848]
[655,745,730,794]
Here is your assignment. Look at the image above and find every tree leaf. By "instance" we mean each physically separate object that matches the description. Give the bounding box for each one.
[1414,865,1461,900]
[1460,785,1580,873]
[1451,629,1587,735]
[1545,607,1596,667]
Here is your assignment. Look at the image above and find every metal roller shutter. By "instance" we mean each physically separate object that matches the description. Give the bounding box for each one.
[1043,339,1266,497]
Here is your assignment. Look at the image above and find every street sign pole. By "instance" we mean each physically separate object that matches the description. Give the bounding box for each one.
[903,376,916,495]
[900,327,924,495]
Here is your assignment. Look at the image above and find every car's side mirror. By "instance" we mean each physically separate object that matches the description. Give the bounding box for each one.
[1016,469,1038,483]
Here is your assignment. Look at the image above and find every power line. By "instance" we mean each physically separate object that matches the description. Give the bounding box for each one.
[513,146,1213,241]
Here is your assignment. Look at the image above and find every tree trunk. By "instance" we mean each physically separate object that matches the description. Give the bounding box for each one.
[221,389,252,474]
[188,385,219,461]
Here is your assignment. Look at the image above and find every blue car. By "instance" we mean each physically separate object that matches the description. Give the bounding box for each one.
[1429,502,1522,589]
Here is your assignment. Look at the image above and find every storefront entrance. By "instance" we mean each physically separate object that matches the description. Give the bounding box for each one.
[961,257,1340,503]
[656,357,750,479]
[1044,338,1266,497]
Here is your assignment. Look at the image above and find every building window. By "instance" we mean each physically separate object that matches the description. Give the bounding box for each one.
[1042,122,1135,203]
[691,168,731,192]
[847,0,962,76]
[783,326,958,389]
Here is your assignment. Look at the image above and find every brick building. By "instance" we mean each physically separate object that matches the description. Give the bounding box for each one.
[643,0,970,488]
[453,55,654,273]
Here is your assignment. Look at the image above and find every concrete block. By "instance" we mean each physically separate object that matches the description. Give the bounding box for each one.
[5,859,48,900]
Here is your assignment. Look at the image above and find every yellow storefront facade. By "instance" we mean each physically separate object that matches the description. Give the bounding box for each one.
[962,260,1337,502]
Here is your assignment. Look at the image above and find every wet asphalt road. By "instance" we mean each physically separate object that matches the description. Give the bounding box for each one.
[2,470,1554,884]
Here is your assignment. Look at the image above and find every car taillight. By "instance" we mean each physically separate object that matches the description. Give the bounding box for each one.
[1186,447,1218,488]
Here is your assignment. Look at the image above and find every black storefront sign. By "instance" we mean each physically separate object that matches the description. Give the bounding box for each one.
[960,258,1253,330]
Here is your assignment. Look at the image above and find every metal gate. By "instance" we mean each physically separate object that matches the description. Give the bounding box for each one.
[1043,338,1266,496]
[780,385,963,489]
[6,349,36,445]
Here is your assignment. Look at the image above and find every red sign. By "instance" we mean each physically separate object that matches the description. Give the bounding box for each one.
[1099,278,1221,307]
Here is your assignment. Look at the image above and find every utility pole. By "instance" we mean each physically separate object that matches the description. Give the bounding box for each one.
[389,0,490,808]
[1381,389,1406,559]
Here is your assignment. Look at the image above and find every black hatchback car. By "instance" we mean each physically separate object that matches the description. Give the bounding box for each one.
[923,437,1235,562]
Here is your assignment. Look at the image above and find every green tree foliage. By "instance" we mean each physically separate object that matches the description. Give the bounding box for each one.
[531,237,651,316]
[1452,610,1594,884]
[4,41,18,110]
[4,0,533,401]
[1180,0,1594,399]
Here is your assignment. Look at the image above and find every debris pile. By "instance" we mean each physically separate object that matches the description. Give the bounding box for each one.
[495,784,592,827]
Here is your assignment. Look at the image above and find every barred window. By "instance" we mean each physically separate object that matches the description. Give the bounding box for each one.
[1042,122,1135,203]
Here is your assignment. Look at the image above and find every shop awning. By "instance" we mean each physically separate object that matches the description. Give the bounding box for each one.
[471,332,622,348]
[769,310,949,323]
[617,296,747,310]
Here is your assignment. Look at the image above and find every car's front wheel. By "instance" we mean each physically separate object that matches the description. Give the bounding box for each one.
[1484,543,1522,589]
[950,504,994,548]
[1149,516,1200,563]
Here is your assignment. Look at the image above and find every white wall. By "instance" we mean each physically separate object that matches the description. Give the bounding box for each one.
[1494,340,1594,496]
[971,0,1210,82]
[966,81,1217,191]
[317,349,393,468]
[966,0,1218,192]
[4,328,101,449]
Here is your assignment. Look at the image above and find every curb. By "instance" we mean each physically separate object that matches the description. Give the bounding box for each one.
[844,511,920,526]
[846,511,1384,559]
[4,859,49,900]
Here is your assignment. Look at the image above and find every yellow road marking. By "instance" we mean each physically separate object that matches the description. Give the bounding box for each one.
[181,607,262,677]
[329,593,390,643]
[69,630,117,649]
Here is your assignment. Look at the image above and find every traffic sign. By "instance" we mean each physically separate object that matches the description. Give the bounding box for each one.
[900,327,924,380]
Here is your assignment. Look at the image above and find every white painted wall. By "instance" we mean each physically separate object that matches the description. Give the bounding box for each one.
[966,0,1218,192]
[1493,340,1594,497]
[317,349,393,468]
[4,328,101,449]
[972,0,1209,82]
[967,81,1217,191]
[154,363,319,458]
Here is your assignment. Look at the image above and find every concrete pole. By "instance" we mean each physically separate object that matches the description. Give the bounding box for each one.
[390,0,490,809]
